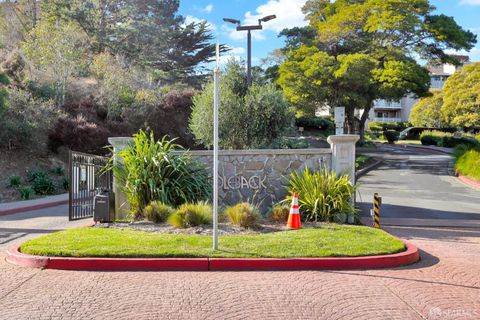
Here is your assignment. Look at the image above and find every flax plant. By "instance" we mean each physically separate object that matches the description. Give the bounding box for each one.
[106,130,211,218]
[285,167,357,222]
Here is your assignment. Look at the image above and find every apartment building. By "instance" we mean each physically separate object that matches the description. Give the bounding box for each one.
[366,55,470,124]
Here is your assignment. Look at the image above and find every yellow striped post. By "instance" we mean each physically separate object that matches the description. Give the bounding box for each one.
[373,193,380,228]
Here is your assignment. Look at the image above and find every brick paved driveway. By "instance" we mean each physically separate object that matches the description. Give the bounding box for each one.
[1,225,479,320]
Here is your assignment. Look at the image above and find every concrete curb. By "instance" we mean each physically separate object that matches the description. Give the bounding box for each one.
[6,240,419,271]
[356,159,382,179]
[390,144,453,155]
[0,200,69,216]
[457,175,480,191]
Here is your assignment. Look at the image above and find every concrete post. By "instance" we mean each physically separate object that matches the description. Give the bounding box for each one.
[108,137,133,219]
[327,135,360,185]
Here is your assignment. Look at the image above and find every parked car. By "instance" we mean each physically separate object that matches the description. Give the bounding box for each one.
[399,127,455,140]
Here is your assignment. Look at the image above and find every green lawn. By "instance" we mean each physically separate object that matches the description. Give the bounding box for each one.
[20,225,405,258]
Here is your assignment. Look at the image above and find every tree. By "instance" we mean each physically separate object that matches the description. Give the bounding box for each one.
[278,0,477,139]
[22,17,87,106]
[442,62,480,128]
[41,0,218,83]
[409,92,446,127]
[190,60,292,149]
[0,0,39,49]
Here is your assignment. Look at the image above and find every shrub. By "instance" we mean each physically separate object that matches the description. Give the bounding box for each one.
[368,121,384,133]
[190,59,292,149]
[51,166,65,176]
[168,202,212,228]
[269,204,290,222]
[7,175,22,188]
[18,186,34,200]
[384,131,399,144]
[107,130,211,217]
[31,174,56,195]
[48,114,111,154]
[266,137,309,149]
[420,130,451,146]
[224,202,260,228]
[295,116,333,131]
[438,136,478,149]
[58,176,70,191]
[285,167,357,222]
[0,88,59,149]
[27,168,48,182]
[143,201,175,223]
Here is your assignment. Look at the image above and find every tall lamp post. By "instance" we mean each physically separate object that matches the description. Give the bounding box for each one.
[223,14,276,86]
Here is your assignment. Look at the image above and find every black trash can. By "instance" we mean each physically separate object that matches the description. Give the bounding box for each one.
[94,189,115,222]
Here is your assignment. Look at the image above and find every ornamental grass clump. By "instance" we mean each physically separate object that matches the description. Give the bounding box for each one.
[143,201,175,223]
[285,167,357,222]
[106,130,211,219]
[224,202,261,228]
[168,202,213,228]
[269,204,290,222]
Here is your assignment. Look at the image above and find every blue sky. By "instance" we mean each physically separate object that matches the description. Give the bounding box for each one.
[179,0,480,65]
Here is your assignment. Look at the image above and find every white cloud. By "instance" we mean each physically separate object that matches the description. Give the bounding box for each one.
[185,15,217,32]
[459,0,480,5]
[202,4,214,13]
[224,0,308,41]
[244,0,308,33]
[227,46,245,55]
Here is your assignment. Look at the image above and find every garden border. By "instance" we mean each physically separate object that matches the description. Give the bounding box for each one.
[6,239,419,271]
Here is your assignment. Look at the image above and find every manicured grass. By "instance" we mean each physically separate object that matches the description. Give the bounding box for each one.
[395,140,422,145]
[454,147,480,181]
[20,225,405,258]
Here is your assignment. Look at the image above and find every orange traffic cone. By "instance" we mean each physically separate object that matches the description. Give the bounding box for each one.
[287,192,302,229]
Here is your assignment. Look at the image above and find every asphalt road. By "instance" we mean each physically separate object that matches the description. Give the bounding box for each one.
[358,145,480,228]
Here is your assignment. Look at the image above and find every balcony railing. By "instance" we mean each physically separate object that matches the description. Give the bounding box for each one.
[373,100,402,109]
[373,117,402,123]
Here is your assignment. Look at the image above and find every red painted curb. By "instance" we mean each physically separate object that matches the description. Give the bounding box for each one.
[6,240,419,271]
[0,200,69,216]
[458,175,480,190]
[6,244,208,271]
[209,240,419,271]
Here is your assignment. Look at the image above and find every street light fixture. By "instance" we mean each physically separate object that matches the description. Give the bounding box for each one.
[223,14,276,86]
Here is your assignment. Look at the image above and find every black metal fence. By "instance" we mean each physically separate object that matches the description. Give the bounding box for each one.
[69,151,112,220]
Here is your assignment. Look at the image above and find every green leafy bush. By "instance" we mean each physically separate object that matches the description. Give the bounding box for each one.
[266,137,309,149]
[168,202,213,228]
[224,202,260,228]
[384,130,399,144]
[420,130,451,146]
[107,130,211,218]
[51,166,65,176]
[438,136,478,149]
[27,168,48,183]
[269,204,290,222]
[143,201,175,223]
[285,167,357,222]
[0,88,59,149]
[18,186,34,200]
[367,121,384,132]
[368,121,410,133]
[32,175,56,195]
[7,175,22,188]
[295,116,333,131]
[190,59,292,149]
[58,176,70,191]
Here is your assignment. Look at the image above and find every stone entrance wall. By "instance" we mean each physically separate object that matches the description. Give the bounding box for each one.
[177,149,332,212]
[108,135,359,217]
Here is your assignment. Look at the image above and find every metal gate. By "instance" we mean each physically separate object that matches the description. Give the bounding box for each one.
[69,151,112,220]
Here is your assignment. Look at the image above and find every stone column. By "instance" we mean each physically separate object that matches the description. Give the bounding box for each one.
[327,135,360,184]
[108,137,133,219]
